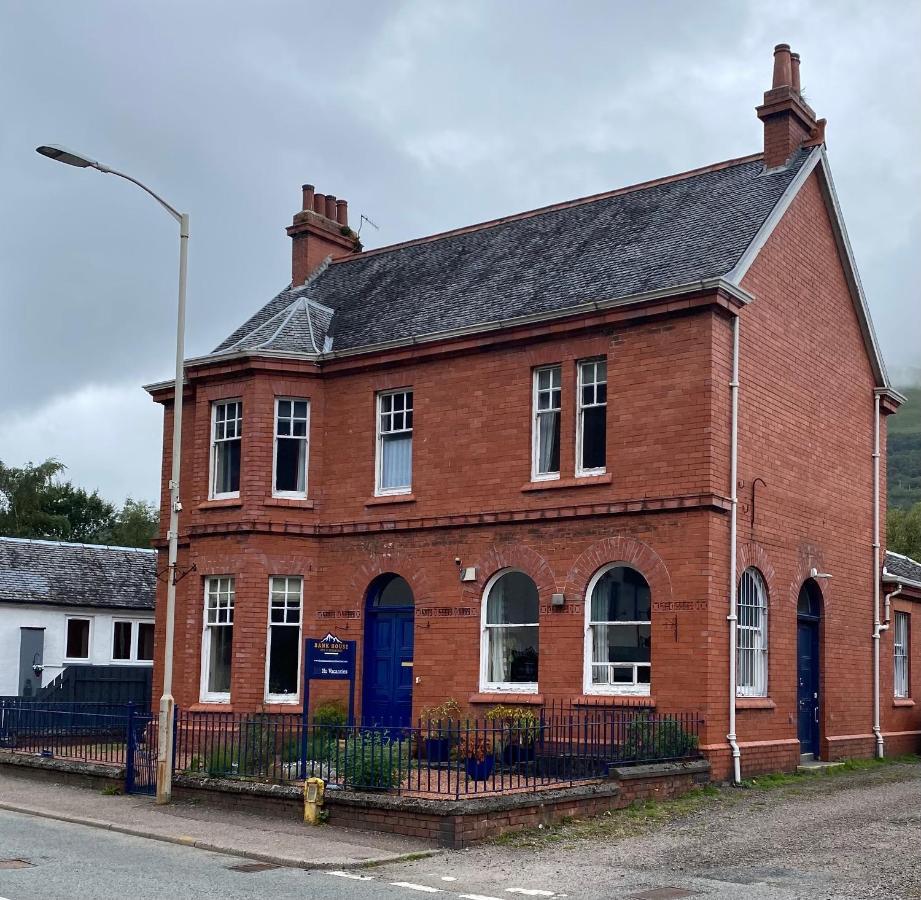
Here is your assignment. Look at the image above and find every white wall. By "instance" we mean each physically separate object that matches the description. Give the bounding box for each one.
[0,603,154,696]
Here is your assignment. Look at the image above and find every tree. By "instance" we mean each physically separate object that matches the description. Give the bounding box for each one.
[105,498,159,549]
[0,459,70,538]
[888,502,921,562]
[0,458,158,548]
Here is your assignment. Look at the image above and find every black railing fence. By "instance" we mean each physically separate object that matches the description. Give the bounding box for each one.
[173,704,702,798]
[0,699,702,799]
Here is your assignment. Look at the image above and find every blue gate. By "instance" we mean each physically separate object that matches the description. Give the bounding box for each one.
[125,705,157,795]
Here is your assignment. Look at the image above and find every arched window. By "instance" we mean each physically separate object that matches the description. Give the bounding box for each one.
[367,573,414,608]
[480,571,539,692]
[737,567,768,697]
[584,565,651,695]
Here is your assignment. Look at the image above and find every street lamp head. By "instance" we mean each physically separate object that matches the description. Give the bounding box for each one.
[36,145,99,169]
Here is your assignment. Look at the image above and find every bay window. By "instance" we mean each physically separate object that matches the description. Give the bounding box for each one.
[481,570,539,692]
[266,576,303,702]
[201,576,234,701]
[273,398,309,497]
[210,400,242,498]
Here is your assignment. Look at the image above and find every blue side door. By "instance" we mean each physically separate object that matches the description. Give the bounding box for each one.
[797,620,819,756]
[363,610,414,727]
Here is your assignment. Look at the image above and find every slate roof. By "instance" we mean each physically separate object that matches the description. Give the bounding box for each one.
[0,537,156,611]
[214,149,813,357]
[884,551,921,586]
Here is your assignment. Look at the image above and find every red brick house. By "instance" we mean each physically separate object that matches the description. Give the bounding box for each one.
[147,45,917,780]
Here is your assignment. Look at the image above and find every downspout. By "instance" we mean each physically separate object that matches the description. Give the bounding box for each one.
[871,393,883,758]
[727,315,742,784]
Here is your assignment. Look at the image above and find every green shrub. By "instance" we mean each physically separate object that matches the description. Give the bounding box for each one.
[341,731,407,790]
[622,716,698,761]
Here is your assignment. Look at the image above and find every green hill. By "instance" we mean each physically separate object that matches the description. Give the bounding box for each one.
[889,387,921,510]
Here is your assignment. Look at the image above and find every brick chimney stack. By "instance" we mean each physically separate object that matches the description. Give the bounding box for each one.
[757,44,826,169]
[287,183,359,285]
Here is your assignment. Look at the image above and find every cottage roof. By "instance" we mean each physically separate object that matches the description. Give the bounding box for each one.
[214,149,814,357]
[0,537,156,611]
[884,550,921,588]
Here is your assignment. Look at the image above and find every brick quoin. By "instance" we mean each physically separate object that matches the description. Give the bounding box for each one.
[147,45,916,783]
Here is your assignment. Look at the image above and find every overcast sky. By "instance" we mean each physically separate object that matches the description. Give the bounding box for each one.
[1,0,919,506]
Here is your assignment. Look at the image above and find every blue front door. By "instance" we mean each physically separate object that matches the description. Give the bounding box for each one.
[797,619,819,756]
[363,609,414,726]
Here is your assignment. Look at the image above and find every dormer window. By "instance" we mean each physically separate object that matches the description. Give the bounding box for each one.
[210,400,242,499]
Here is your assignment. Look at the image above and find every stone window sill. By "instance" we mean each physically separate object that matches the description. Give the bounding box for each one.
[264,498,315,509]
[365,493,416,507]
[197,498,243,510]
[736,697,776,710]
[893,697,916,708]
[520,474,612,493]
[468,693,544,706]
[574,694,656,707]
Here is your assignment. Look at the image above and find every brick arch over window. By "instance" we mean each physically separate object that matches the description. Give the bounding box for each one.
[737,543,777,600]
[346,551,436,612]
[564,536,672,606]
[790,543,832,611]
[461,544,557,606]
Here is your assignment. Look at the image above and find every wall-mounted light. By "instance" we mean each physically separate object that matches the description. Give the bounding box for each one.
[809,567,832,580]
[551,592,565,607]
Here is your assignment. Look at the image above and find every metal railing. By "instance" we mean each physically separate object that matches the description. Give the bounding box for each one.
[174,705,702,798]
[0,699,702,799]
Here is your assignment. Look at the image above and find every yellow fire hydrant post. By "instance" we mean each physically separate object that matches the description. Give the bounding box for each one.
[303,777,325,824]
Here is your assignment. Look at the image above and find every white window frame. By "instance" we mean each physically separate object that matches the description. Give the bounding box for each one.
[894,611,909,699]
[200,576,235,703]
[64,616,93,662]
[111,619,155,665]
[479,568,540,694]
[736,567,768,698]
[575,358,607,477]
[264,576,304,704]
[583,563,651,696]
[531,365,562,482]
[374,388,413,496]
[272,397,310,499]
[209,399,243,500]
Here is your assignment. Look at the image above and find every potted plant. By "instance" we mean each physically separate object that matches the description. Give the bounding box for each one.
[459,734,494,782]
[485,704,541,765]
[419,699,461,763]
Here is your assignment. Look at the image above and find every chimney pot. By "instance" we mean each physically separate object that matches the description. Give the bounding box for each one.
[336,199,348,227]
[313,192,326,215]
[772,43,793,88]
[790,52,801,93]
[325,195,337,220]
[302,184,315,211]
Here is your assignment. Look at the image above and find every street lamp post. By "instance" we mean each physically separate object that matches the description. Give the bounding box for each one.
[36,145,187,804]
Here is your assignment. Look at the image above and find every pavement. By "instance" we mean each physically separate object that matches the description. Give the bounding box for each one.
[0,768,437,870]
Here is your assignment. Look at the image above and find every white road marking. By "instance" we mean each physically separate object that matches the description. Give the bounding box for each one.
[459,895,506,900]
[389,883,444,893]
[440,876,458,881]
[506,891,555,897]
[328,870,375,880]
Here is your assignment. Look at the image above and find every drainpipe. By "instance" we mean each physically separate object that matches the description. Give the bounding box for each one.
[727,316,742,784]
[871,393,883,758]
[882,578,902,627]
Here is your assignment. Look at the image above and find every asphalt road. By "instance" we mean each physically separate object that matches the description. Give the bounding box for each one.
[1,761,920,899]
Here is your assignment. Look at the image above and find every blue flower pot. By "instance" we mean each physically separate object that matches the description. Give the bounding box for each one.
[424,737,451,763]
[465,754,494,781]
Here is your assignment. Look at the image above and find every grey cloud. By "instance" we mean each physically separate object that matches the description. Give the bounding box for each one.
[1,0,918,501]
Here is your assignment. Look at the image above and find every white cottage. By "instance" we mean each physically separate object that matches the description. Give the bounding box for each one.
[0,537,156,700]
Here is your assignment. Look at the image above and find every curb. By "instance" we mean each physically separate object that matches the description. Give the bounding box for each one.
[0,801,440,870]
